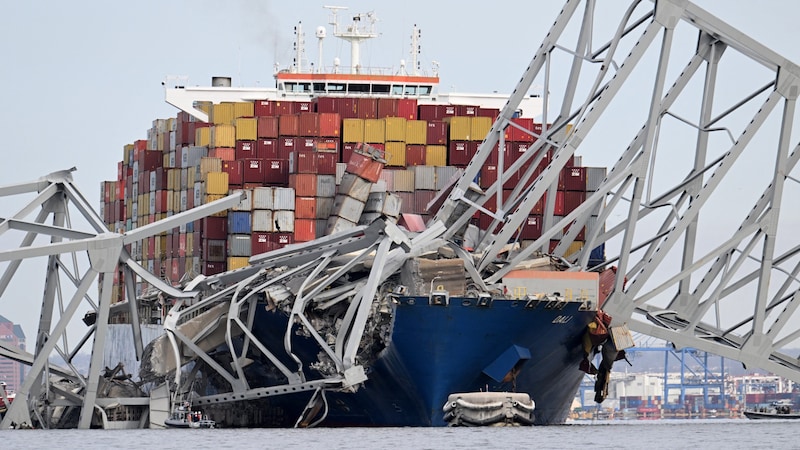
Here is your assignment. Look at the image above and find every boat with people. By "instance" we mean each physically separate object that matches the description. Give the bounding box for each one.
[743,399,800,420]
[164,401,216,428]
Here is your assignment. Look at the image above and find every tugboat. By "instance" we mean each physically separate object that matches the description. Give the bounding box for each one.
[164,401,216,429]
[743,400,800,420]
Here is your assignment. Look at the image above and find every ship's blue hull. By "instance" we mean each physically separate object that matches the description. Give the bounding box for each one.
[223,296,596,427]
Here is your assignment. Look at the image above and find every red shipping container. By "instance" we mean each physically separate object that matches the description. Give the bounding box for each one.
[298,137,317,152]
[506,117,536,142]
[477,108,500,121]
[298,112,320,136]
[210,147,235,161]
[315,152,337,175]
[414,191,437,214]
[270,232,295,248]
[289,151,318,174]
[243,158,265,183]
[397,99,418,120]
[520,215,543,240]
[178,233,187,257]
[254,100,277,117]
[236,140,258,160]
[186,188,194,209]
[165,234,174,258]
[294,219,317,242]
[257,138,278,159]
[563,221,585,241]
[264,159,289,185]
[564,190,586,213]
[257,116,279,138]
[480,165,518,190]
[278,137,297,159]
[377,98,398,118]
[296,101,312,113]
[274,101,296,116]
[449,141,477,166]
[154,190,168,213]
[319,112,341,137]
[562,166,587,191]
[251,232,273,255]
[295,197,317,219]
[426,121,448,145]
[315,97,338,113]
[405,144,426,166]
[202,261,227,276]
[223,160,244,186]
[134,139,148,151]
[346,151,384,183]
[139,150,162,171]
[289,173,318,197]
[147,236,155,260]
[457,105,478,116]
[341,142,357,163]
[178,121,196,145]
[279,114,300,136]
[356,98,378,119]
[554,190,565,215]
[202,216,228,240]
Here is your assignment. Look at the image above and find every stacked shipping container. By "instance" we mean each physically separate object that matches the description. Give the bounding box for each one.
[101,97,602,303]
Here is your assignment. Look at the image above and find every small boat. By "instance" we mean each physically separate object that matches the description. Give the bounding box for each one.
[164,401,216,428]
[744,400,800,420]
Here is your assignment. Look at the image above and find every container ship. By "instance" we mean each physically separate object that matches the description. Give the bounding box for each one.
[99,8,622,428]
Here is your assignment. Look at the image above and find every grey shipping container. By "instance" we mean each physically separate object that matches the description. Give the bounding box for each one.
[273,187,296,210]
[316,196,334,219]
[332,194,365,223]
[326,215,357,235]
[586,167,607,192]
[252,187,274,210]
[393,169,415,192]
[274,210,295,232]
[413,166,436,190]
[252,209,274,232]
[231,189,253,211]
[435,166,463,191]
[336,163,347,185]
[227,234,252,257]
[316,175,337,198]
[338,173,373,202]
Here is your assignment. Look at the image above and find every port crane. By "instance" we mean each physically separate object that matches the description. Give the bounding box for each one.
[2,0,800,428]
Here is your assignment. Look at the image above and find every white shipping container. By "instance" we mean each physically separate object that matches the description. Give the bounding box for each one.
[252,187,274,210]
[273,187,296,210]
[231,189,253,211]
[382,192,402,218]
[586,167,607,192]
[435,166,463,191]
[252,209,274,232]
[336,163,347,185]
[169,150,176,169]
[413,166,436,190]
[228,234,252,257]
[180,190,187,212]
[149,171,157,192]
[338,173,372,202]
[169,130,176,151]
[316,175,337,198]
[393,169,415,192]
[194,182,203,206]
[274,210,295,232]
[332,194,365,223]
[370,179,387,193]
[326,215,357,235]
[316,197,334,219]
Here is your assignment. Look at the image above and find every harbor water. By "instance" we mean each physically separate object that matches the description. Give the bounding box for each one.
[2,420,796,449]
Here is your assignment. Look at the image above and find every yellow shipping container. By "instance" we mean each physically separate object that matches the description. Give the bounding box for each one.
[342,118,365,143]
[196,101,212,114]
[447,116,472,140]
[195,127,211,147]
[384,117,407,142]
[162,153,170,169]
[364,119,386,143]
[211,102,235,125]
[123,143,134,165]
[228,256,250,270]
[204,194,228,217]
[233,101,255,119]
[470,116,493,141]
[235,117,258,141]
[186,233,193,257]
[566,123,574,137]
[564,241,584,259]
[211,124,236,148]
[205,172,230,195]
[200,157,223,178]
[405,120,427,145]
[385,142,406,167]
[425,145,447,167]
[167,191,174,213]
[173,191,181,212]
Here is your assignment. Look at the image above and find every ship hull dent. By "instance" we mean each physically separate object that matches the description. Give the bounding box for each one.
[209,296,595,427]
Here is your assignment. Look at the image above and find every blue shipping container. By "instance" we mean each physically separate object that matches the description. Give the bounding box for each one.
[228,211,252,234]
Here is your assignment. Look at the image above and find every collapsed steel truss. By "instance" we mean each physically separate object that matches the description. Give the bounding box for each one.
[436,0,800,381]
[3,0,800,429]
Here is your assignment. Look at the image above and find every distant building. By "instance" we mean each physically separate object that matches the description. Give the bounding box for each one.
[0,315,26,392]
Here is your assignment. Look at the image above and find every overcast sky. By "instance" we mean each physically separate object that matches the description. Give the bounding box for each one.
[1,1,798,345]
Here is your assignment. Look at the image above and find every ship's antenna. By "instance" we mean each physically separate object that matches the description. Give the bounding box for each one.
[292,21,307,73]
[316,26,327,74]
[410,24,421,76]
[325,5,378,75]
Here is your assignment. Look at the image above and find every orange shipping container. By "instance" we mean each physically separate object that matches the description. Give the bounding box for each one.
[295,197,317,219]
[257,116,279,138]
[294,218,317,242]
[279,114,300,136]
[319,112,341,137]
[298,112,320,136]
